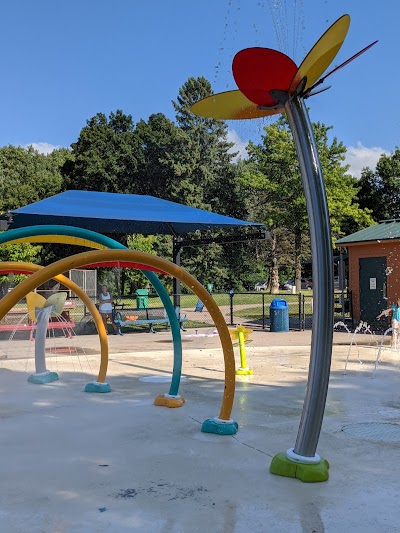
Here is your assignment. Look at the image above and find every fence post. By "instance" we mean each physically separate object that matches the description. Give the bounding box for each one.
[229,291,234,326]
[349,290,354,329]
[298,293,302,331]
[262,292,266,329]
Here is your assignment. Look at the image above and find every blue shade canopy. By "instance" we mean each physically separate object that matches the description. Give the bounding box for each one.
[9,190,263,235]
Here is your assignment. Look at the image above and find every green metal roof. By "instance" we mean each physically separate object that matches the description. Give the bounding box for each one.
[336,220,400,245]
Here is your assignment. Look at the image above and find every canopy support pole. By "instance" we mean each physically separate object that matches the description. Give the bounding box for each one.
[173,237,183,311]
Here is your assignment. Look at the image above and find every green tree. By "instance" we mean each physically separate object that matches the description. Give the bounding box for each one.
[0,145,64,213]
[172,76,239,214]
[0,145,66,289]
[314,123,373,239]
[125,234,158,293]
[134,113,191,200]
[63,110,143,193]
[358,148,400,222]
[241,119,305,292]
[240,117,373,292]
[169,77,251,290]
[0,240,41,297]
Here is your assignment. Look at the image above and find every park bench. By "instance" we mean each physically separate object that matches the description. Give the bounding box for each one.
[0,318,75,339]
[113,305,187,334]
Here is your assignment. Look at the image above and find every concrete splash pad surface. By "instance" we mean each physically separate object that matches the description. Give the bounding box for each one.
[0,331,400,532]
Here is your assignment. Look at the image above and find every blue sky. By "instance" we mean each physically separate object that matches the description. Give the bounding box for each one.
[1,0,397,177]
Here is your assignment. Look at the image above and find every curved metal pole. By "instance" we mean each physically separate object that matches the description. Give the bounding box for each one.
[284,95,334,457]
[34,306,54,374]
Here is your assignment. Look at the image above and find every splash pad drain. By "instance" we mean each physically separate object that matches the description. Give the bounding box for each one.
[342,423,400,442]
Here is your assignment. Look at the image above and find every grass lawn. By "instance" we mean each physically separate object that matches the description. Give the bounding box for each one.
[233,303,312,320]
[131,291,305,309]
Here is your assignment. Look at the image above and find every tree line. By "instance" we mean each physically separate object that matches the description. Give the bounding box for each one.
[0,76,395,294]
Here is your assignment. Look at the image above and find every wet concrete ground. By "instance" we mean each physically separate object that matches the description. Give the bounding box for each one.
[0,329,399,532]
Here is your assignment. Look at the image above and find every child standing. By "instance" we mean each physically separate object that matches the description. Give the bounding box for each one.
[98,285,122,335]
[376,297,400,348]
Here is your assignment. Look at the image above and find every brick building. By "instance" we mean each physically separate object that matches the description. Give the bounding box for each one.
[336,220,400,324]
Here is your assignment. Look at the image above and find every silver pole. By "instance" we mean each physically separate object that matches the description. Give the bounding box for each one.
[34,306,54,374]
[284,95,334,457]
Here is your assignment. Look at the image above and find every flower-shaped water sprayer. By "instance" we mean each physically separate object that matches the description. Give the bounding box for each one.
[191,15,376,120]
[191,15,377,482]
[26,291,67,384]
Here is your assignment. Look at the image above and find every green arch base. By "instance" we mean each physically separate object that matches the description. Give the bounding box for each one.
[270,453,329,482]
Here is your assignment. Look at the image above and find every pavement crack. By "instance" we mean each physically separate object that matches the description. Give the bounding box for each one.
[189,416,273,457]
[231,436,273,457]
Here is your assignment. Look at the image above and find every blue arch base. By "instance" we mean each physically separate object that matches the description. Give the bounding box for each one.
[202,417,238,435]
[84,381,112,393]
[28,371,59,384]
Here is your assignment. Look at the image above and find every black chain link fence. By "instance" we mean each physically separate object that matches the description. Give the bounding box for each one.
[0,289,353,337]
[75,289,353,333]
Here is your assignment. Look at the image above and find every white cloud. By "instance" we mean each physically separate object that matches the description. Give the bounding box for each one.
[227,129,249,161]
[345,142,389,178]
[22,142,62,154]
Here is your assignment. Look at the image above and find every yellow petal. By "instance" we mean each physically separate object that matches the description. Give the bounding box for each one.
[190,90,282,120]
[26,292,46,321]
[290,14,350,92]
[44,292,67,317]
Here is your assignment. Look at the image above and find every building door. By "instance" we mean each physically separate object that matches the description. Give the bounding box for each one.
[359,257,387,324]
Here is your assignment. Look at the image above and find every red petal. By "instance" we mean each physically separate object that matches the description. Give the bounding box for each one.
[233,48,298,106]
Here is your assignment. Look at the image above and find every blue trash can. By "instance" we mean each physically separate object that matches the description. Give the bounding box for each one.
[270,298,289,332]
